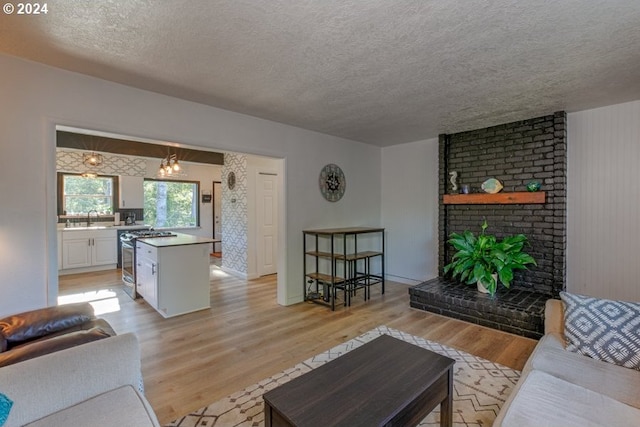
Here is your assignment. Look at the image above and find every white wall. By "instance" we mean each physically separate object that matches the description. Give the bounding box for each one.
[0,53,381,316]
[567,100,640,301]
[381,138,439,284]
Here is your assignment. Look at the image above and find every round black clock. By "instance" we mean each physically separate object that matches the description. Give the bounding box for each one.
[319,164,346,202]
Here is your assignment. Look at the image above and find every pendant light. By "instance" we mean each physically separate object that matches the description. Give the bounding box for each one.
[157,153,186,178]
[82,152,103,167]
[81,151,103,178]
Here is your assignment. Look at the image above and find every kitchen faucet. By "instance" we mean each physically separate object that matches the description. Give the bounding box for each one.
[87,210,99,226]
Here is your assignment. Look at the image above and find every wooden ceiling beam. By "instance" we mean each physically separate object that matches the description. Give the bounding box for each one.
[56,131,224,165]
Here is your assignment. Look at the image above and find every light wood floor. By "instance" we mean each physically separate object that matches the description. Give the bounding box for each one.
[58,264,537,425]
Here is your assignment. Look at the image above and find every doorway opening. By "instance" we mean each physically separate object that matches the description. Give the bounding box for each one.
[53,125,286,304]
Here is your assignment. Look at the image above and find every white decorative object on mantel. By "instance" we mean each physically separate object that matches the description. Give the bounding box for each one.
[449,171,458,192]
[481,178,503,194]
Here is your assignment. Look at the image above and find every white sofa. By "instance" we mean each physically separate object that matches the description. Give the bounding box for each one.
[0,333,160,427]
[494,299,640,426]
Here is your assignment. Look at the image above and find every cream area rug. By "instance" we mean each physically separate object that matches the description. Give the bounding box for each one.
[164,325,521,427]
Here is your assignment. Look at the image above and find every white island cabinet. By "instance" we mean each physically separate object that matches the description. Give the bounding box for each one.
[135,233,213,318]
[135,249,158,309]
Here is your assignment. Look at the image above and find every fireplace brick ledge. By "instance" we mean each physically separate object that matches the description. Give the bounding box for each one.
[409,277,550,339]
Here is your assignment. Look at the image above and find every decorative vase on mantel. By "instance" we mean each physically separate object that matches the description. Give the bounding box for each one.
[477,273,497,294]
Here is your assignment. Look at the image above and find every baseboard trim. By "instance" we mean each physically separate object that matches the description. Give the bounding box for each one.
[386,274,426,286]
[59,264,118,276]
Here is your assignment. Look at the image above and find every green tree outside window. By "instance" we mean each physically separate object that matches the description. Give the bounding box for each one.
[63,175,114,214]
[144,180,199,228]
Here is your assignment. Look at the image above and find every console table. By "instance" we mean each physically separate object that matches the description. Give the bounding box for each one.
[303,227,384,310]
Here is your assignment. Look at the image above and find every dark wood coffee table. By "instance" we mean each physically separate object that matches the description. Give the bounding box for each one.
[263,334,455,427]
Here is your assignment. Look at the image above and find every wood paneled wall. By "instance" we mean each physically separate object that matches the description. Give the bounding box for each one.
[567,100,640,301]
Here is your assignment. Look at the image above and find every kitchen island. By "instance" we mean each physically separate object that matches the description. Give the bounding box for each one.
[135,232,215,318]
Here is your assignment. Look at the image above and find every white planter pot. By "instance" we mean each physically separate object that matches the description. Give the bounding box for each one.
[477,273,497,294]
[477,280,490,293]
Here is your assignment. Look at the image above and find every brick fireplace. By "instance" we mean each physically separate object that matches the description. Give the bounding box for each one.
[409,112,567,338]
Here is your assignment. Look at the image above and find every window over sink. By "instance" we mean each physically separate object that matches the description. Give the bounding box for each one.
[58,173,117,215]
[144,179,200,228]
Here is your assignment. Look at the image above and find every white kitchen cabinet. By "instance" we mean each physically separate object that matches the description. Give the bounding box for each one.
[62,229,118,270]
[63,236,92,269]
[135,254,158,309]
[93,233,118,265]
[135,238,211,318]
[119,175,144,209]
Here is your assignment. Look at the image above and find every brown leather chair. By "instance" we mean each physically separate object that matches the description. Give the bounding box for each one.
[0,302,116,367]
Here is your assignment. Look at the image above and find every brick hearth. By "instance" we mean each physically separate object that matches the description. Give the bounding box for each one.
[409,277,547,339]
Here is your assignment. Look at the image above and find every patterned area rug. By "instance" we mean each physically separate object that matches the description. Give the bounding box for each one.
[165,326,520,427]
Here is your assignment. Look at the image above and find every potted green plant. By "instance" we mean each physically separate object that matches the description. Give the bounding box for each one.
[443,220,537,296]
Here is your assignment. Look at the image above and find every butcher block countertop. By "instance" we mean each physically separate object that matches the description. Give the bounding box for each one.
[138,232,219,248]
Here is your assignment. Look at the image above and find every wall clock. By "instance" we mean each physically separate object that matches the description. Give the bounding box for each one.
[227,171,236,190]
[319,164,346,202]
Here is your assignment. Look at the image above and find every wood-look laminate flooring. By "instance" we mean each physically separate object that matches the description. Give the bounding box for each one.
[58,264,537,425]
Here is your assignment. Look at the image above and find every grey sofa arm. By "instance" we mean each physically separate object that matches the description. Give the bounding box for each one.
[544,298,564,336]
[0,333,147,427]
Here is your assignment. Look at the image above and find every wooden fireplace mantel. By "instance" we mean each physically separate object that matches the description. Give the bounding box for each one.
[443,191,546,205]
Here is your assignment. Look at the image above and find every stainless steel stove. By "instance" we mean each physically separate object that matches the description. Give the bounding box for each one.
[121,230,177,241]
[121,230,177,299]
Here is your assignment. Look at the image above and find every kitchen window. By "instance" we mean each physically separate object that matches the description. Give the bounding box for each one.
[58,173,117,215]
[144,179,200,228]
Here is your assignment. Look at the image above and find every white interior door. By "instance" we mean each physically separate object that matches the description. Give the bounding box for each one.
[257,172,278,276]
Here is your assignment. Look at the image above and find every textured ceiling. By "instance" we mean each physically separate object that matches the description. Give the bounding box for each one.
[1,0,639,146]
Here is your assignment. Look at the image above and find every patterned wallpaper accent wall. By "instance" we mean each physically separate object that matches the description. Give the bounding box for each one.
[56,150,147,176]
[221,153,248,275]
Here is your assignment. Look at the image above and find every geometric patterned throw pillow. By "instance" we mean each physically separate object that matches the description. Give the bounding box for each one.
[560,291,640,370]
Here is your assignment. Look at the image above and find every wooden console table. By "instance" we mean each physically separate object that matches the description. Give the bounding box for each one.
[303,227,385,310]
